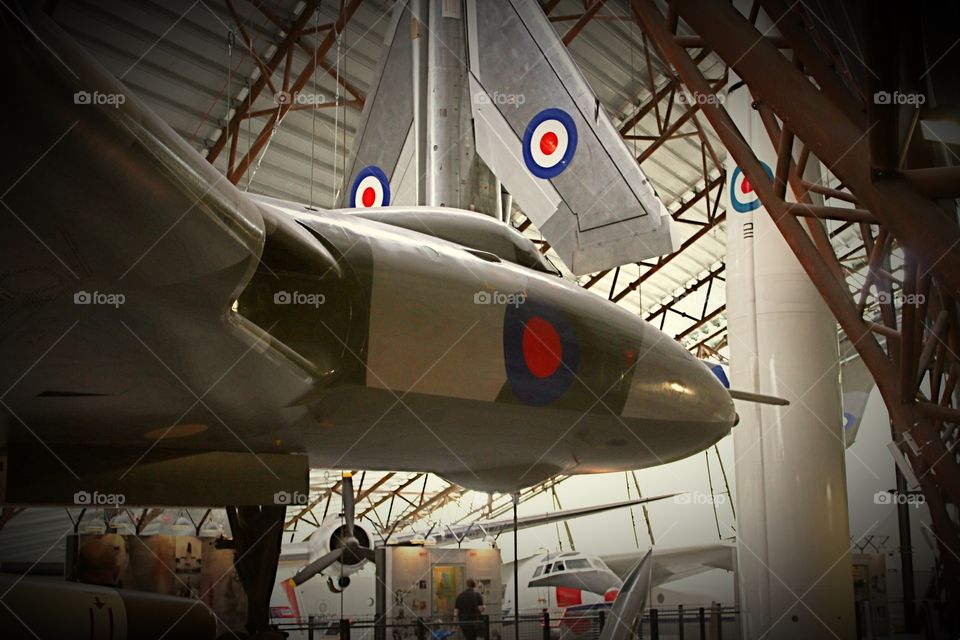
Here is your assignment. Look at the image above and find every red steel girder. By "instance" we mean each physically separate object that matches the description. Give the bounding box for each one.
[357,473,424,520]
[758,0,866,128]
[561,0,608,45]
[612,211,726,302]
[635,75,726,166]
[631,2,960,595]
[675,304,725,342]
[206,0,321,164]
[631,0,960,607]
[667,0,960,300]
[632,0,960,503]
[689,326,727,357]
[618,49,711,136]
[227,0,364,184]
[389,483,464,531]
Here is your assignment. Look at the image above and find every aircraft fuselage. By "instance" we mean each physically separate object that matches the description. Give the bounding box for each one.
[238,199,735,491]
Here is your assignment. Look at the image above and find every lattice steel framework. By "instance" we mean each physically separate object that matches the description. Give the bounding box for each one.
[629,0,960,610]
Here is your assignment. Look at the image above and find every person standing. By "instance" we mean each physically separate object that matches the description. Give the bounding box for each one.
[454,578,486,640]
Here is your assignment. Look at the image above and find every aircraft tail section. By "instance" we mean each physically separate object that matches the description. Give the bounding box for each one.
[340,3,418,208]
[599,550,654,640]
[466,0,677,274]
[341,0,678,274]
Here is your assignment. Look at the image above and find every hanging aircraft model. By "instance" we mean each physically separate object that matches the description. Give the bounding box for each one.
[272,480,728,630]
[282,472,677,589]
[0,1,785,636]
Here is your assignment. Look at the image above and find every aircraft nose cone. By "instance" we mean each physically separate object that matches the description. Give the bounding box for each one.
[624,335,736,431]
[674,353,737,428]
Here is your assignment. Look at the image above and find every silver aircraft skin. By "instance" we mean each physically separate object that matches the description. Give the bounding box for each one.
[0,5,735,505]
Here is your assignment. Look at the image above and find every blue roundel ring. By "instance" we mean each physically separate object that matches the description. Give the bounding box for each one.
[349,165,391,208]
[843,411,856,431]
[503,298,580,406]
[729,161,774,213]
[522,108,578,179]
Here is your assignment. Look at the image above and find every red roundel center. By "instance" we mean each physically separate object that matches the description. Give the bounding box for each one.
[539,131,559,156]
[740,178,753,194]
[522,316,562,378]
[361,186,376,207]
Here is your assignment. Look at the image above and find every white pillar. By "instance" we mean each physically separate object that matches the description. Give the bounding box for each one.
[724,76,855,639]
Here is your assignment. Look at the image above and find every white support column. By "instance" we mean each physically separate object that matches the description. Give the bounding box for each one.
[725,74,855,639]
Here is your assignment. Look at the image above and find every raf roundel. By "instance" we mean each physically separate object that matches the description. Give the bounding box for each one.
[349,166,391,208]
[729,160,774,213]
[503,298,580,406]
[522,108,578,179]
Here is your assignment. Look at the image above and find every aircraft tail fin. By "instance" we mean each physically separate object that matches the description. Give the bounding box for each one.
[842,390,871,447]
[341,0,679,274]
[340,3,418,208]
[466,0,677,274]
[600,550,654,640]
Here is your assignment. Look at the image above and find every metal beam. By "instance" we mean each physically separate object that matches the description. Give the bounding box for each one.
[227,0,363,184]
[357,474,423,519]
[670,0,960,300]
[618,50,711,135]
[673,35,788,48]
[632,1,960,583]
[646,263,725,324]
[388,483,464,531]
[561,0,608,45]
[900,167,960,199]
[206,0,321,163]
[675,304,725,342]
[612,212,726,302]
[634,0,959,492]
[757,0,867,128]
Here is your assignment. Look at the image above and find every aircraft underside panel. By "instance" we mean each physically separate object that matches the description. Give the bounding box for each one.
[3,447,308,506]
[466,0,676,275]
